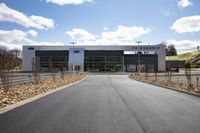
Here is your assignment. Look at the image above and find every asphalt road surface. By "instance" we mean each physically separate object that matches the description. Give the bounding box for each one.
[0,75,200,133]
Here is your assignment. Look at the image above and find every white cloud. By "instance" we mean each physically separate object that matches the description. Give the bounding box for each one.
[66,28,96,41]
[29,41,65,47]
[0,42,22,51]
[0,29,28,43]
[27,30,38,37]
[178,0,193,8]
[66,25,151,46]
[171,15,200,33]
[0,3,54,29]
[0,29,65,51]
[66,27,199,54]
[29,15,54,29]
[100,25,151,41]
[0,30,32,50]
[166,40,199,54]
[46,0,93,5]
[1,25,151,52]
[0,41,65,51]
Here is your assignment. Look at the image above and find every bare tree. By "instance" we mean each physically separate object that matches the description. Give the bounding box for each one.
[166,70,173,82]
[145,64,149,79]
[0,49,16,92]
[165,65,173,82]
[9,49,22,70]
[49,58,56,81]
[60,63,65,80]
[9,49,21,57]
[32,57,40,84]
[185,62,193,90]
[154,67,158,81]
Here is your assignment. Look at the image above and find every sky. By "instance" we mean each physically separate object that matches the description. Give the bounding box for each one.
[0,0,200,54]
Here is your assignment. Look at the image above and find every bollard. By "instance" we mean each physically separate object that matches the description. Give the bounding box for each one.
[177,77,179,83]
[197,77,199,87]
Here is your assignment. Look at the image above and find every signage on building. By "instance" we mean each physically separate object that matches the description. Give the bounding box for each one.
[28,47,34,50]
[74,50,80,53]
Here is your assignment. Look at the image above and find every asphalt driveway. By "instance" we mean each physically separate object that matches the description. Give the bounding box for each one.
[0,75,200,133]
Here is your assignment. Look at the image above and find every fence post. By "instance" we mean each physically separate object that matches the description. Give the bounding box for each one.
[197,77,199,87]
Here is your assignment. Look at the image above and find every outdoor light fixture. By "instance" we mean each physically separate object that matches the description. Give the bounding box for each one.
[70,41,76,72]
[135,41,142,74]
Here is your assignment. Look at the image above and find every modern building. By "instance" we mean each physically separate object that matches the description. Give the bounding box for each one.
[22,44,166,72]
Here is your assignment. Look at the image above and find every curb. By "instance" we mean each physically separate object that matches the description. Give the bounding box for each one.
[0,76,87,115]
[129,76,200,97]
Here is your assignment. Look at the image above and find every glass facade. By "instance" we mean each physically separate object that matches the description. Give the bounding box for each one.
[38,56,68,72]
[34,50,158,72]
[84,56,123,72]
[124,54,158,72]
[126,64,156,72]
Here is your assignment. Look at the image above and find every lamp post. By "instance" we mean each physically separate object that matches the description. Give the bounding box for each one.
[70,41,76,72]
[136,41,142,74]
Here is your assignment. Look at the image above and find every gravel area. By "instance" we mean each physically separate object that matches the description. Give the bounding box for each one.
[130,74,200,95]
[0,73,85,109]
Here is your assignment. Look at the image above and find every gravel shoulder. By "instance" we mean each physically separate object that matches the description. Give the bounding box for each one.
[0,73,85,109]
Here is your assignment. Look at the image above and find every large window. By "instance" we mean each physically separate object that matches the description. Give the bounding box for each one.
[38,56,68,72]
[84,56,123,72]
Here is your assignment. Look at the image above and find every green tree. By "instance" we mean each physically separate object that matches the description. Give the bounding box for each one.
[166,44,177,56]
[161,41,177,56]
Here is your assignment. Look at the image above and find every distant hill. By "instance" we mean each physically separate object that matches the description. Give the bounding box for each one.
[166,51,200,61]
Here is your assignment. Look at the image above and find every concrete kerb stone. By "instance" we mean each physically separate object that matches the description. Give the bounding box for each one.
[0,76,87,115]
[129,76,200,97]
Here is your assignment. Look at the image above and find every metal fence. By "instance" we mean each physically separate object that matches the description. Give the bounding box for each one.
[0,72,70,89]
